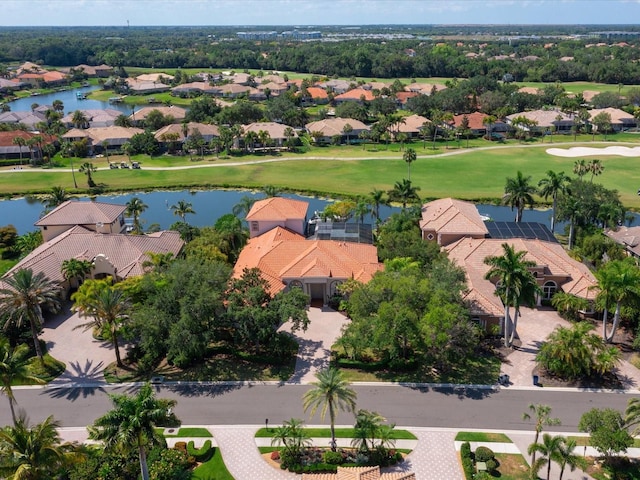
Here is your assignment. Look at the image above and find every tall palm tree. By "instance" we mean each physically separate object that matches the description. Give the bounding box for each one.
[588,158,605,182]
[60,258,92,290]
[89,383,176,480]
[484,243,537,348]
[403,147,417,181]
[522,403,561,468]
[12,137,26,166]
[71,110,88,129]
[170,199,195,223]
[303,368,357,452]
[262,185,280,198]
[503,171,536,222]
[538,170,571,233]
[625,397,640,437]
[573,159,588,180]
[388,179,421,210]
[270,418,311,458]
[351,409,385,452]
[354,197,370,225]
[42,186,70,212]
[232,195,256,218]
[79,162,96,188]
[593,258,640,342]
[527,433,563,480]
[368,188,388,225]
[555,437,585,480]
[125,197,148,234]
[0,337,44,426]
[0,413,83,479]
[0,269,61,364]
[74,286,131,368]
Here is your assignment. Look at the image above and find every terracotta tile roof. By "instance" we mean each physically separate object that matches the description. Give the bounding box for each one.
[589,107,634,124]
[131,106,187,121]
[61,126,144,145]
[395,91,419,104]
[517,87,540,95]
[154,122,219,141]
[218,84,251,95]
[393,114,429,134]
[233,226,382,295]
[506,110,573,128]
[582,90,600,102]
[445,237,598,317]
[334,88,375,102]
[35,200,125,227]
[242,122,296,140]
[136,73,174,82]
[246,197,308,221]
[304,87,329,100]
[305,118,370,137]
[0,131,56,147]
[452,112,491,130]
[420,198,489,237]
[3,226,184,284]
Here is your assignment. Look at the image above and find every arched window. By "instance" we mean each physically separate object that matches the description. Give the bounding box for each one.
[543,281,557,300]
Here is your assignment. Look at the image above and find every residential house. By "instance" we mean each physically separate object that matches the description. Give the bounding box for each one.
[216,83,251,99]
[405,83,446,95]
[125,78,171,94]
[154,122,219,144]
[136,73,175,83]
[0,131,57,161]
[35,200,128,241]
[68,64,114,78]
[605,226,640,257]
[236,198,382,303]
[0,110,48,130]
[589,107,636,131]
[395,91,419,109]
[301,465,415,480]
[129,106,187,125]
[305,118,370,144]
[334,88,375,104]
[16,70,67,87]
[61,126,144,153]
[61,109,122,128]
[505,110,574,133]
[421,198,597,331]
[257,81,288,96]
[0,78,25,92]
[392,114,429,138]
[299,86,330,105]
[171,82,221,97]
[450,112,508,136]
[242,122,297,147]
[318,79,351,94]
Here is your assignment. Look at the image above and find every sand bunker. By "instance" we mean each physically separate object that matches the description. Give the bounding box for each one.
[546,146,640,158]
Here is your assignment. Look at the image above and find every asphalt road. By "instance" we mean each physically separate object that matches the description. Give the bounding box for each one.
[7,383,639,432]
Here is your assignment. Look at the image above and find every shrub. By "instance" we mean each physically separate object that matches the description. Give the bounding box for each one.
[187,440,213,462]
[271,450,280,461]
[148,448,193,480]
[173,441,188,455]
[474,446,495,462]
[474,472,492,480]
[485,458,498,472]
[460,442,474,480]
[323,450,343,465]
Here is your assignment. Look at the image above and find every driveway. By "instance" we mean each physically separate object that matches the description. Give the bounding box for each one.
[41,302,118,384]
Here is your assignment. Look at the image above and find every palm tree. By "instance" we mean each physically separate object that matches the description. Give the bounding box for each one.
[522,403,561,468]
[262,185,280,198]
[403,147,417,181]
[73,286,131,367]
[538,170,571,233]
[52,99,64,113]
[0,269,61,364]
[388,178,421,210]
[555,437,585,480]
[593,258,640,342]
[528,433,563,480]
[573,159,588,180]
[170,199,195,223]
[482,115,496,141]
[232,195,256,218]
[125,197,148,234]
[484,243,537,347]
[270,418,311,458]
[60,258,93,290]
[503,171,536,222]
[551,292,590,322]
[79,162,96,188]
[303,368,357,451]
[89,383,176,480]
[342,123,353,145]
[0,337,44,426]
[368,188,387,225]
[101,140,110,162]
[42,186,70,212]
[351,409,385,452]
[71,110,88,129]
[588,158,604,182]
[354,197,370,225]
[625,397,640,437]
[0,413,83,479]
[12,136,26,166]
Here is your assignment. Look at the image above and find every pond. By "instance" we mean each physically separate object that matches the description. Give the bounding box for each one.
[0,188,570,235]
[7,86,132,115]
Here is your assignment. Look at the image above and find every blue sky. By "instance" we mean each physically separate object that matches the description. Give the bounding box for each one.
[5,0,640,27]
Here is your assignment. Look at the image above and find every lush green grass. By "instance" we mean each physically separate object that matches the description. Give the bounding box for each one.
[255,428,416,440]
[26,354,66,383]
[0,256,18,276]
[6,138,640,208]
[191,447,234,480]
[568,436,640,448]
[455,432,512,443]
[162,428,212,438]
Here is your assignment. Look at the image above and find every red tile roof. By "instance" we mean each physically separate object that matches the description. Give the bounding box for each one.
[246,197,308,221]
[451,112,491,130]
[35,200,126,227]
[420,198,489,238]
[334,88,375,102]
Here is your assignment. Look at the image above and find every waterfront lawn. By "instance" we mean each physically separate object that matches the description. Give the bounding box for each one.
[455,432,512,443]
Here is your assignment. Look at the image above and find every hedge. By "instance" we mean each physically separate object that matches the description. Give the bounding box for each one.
[460,441,474,480]
[187,440,213,462]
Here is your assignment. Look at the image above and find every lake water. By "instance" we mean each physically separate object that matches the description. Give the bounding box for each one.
[0,188,569,235]
[7,86,132,115]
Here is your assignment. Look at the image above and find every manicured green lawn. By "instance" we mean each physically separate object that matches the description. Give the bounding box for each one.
[191,447,234,480]
[455,431,512,443]
[493,453,530,480]
[568,436,640,448]
[26,354,66,383]
[162,427,212,438]
[255,427,416,440]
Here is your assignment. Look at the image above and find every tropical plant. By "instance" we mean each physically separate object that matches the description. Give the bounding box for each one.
[484,243,537,347]
[388,178,421,210]
[550,292,590,322]
[89,383,177,480]
[522,404,561,469]
[573,159,589,180]
[232,195,256,218]
[125,197,148,234]
[0,269,61,364]
[12,137,26,166]
[527,433,563,480]
[624,397,640,437]
[403,147,417,181]
[588,159,605,182]
[60,258,92,290]
[303,368,357,451]
[73,285,131,367]
[78,162,96,188]
[42,186,70,212]
[351,409,386,452]
[503,171,536,222]
[555,437,585,480]
[368,188,388,225]
[579,408,633,461]
[0,337,44,426]
[538,170,571,233]
[270,418,311,458]
[0,413,84,479]
[593,258,640,342]
[170,200,195,223]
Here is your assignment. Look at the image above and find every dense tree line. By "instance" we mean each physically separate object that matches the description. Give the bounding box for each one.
[2,26,640,84]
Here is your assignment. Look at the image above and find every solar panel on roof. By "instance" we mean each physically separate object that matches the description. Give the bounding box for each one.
[485,221,557,243]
